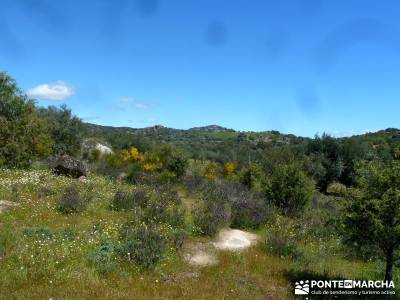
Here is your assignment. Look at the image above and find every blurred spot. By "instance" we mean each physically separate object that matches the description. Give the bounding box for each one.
[16,0,68,33]
[206,22,228,47]
[136,0,159,17]
[295,87,321,116]
[314,18,400,71]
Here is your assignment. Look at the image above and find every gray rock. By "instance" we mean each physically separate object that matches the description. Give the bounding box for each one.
[117,172,128,182]
[52,155,88,178]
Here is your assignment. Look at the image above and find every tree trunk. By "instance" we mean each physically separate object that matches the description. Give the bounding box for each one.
[384,249,394,282]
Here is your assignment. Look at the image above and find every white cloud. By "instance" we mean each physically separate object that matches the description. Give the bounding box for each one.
[27,81,74,101]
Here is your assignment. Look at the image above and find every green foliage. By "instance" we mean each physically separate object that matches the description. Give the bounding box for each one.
[111,188,149,211]
[239,163,264,192]
[307,133,343,191]
[170,228,187,249]
[142,189,185,227]
[0,72,51,168]
[230,192,270,229]
[37,105,83,156]
[265,163,314,215]
[193,185,231,236]
[118,222,165,269]
[155,145,188,178]
[23,227,55,239]
[326,181,347,196]
[265,215,303,259]
[58,185,85,214]
[83,123,307,165]
[341,160,400,281]
[87,240,117,274]
[23,227,76,241]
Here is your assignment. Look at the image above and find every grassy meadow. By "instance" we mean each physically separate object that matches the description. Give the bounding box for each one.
[0,169,390,299]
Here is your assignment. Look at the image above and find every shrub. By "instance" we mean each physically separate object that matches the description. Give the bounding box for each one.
[87,240,116,274]
[230,190,269,229]
[326,181,347,196]
[0,72,52,168]
[58,228,77,241]
[265,215,303,259]
[265,163,314,216]
[170,228,187,249]
[23,227,55,239]
[111,188,149,211]
[193,189,231,236]
[118,222,165,269]
[37,186,56,198]
[142,188,185,227]
[37,104,83,156]
[194,180,270,230]
[183,173,207,193]
[58,185,85,214]
[23,227,76,241]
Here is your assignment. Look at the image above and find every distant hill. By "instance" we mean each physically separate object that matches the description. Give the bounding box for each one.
[189,125,235,133]
[83,123,308,163]
[83,123,400,163]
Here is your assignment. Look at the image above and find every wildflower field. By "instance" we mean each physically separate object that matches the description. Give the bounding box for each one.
[0,169,387,299]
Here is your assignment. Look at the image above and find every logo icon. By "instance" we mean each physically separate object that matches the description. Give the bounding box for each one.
[344,280,353,289]
[295,280,310,295]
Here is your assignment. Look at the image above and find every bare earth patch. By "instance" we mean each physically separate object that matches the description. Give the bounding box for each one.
[184,241,218,267]
[184,229,260,267]
[213,228,260,251]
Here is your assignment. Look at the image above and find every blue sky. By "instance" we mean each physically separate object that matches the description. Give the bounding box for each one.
[1,0,400,137]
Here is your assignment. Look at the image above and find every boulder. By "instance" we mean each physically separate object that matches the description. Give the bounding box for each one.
[52,155,88,178]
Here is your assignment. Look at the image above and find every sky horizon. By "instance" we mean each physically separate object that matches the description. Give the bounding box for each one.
[1,0,400,138]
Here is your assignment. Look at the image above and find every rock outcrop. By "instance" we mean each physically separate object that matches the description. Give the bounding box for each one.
[52,155,88,178]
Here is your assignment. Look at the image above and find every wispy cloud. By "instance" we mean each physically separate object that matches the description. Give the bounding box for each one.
[27,81,74,101]
[134,102,158,109]
[117,97,135,103]
[116,97,158,109]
